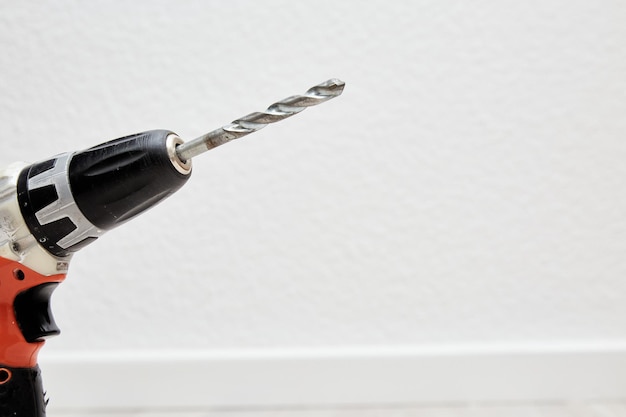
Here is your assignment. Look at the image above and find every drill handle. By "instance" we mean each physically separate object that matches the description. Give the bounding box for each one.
[0,257,65,417]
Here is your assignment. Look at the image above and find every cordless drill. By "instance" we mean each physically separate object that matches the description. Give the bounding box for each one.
[0,79,344,416]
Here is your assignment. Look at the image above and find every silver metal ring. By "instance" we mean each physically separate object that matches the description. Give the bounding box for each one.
[166,134,192,176]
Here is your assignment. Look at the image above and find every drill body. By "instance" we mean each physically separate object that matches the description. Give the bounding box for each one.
[0,130,191,416]
[0,162,63,416]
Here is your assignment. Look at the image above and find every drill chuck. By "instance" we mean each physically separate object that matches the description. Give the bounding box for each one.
[16,130,191,257]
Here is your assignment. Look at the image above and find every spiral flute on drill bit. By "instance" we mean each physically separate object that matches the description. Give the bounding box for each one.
[175,78,346,161]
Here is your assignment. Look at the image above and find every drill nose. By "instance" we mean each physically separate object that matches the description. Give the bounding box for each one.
[17,130,191,257]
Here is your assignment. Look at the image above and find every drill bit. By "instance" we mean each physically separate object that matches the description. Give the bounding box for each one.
[175,78,345,162]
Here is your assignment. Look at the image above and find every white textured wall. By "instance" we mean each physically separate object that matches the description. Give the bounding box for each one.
[1,0,625,353]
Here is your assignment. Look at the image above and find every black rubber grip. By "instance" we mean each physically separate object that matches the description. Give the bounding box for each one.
[14,283,61,343]
[0,365,47,417]
[68,129,190,230]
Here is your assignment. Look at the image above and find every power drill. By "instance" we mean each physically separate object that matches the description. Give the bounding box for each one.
[0,79,344,416]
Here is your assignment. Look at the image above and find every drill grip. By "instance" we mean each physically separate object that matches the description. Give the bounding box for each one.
[0,365,47,417]
[0,257,65,416]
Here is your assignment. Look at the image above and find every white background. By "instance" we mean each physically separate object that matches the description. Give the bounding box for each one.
[1,0,625,356]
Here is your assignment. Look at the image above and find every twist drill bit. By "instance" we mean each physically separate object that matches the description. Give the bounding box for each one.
[175,78,345,161]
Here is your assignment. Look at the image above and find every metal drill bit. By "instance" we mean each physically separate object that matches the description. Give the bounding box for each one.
[175,78,345,162]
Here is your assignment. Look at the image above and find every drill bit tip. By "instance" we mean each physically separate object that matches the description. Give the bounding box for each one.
[175,78,345,162]
[311,78,346,96]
